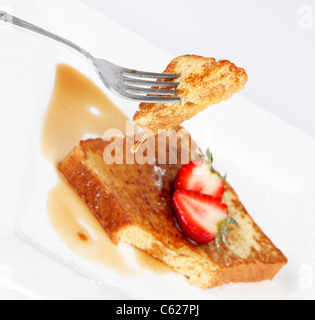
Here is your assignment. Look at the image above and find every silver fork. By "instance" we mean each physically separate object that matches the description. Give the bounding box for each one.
[0,11,180,103]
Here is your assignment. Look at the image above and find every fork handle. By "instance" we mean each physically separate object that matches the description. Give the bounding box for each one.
[0,10,93,59]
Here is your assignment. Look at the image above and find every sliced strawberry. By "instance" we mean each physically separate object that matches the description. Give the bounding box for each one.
[174,159,225,200]
[172,189,229,244]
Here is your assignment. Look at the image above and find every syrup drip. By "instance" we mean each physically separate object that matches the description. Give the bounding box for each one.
[130,134,148,154]
[41,64,170,275]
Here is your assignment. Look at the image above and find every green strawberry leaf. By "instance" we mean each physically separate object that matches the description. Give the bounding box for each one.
[226,216,238,226]
[215,217,239,249]
[206,148,214,164]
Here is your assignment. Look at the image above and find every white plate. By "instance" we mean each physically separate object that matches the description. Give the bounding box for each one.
[1,0,315,300]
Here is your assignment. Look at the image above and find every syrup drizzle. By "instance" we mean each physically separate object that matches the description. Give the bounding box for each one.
[41,64,170,275]
[131,134,148,154]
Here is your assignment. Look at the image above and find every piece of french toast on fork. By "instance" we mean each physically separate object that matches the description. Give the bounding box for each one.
[133,55,248,136]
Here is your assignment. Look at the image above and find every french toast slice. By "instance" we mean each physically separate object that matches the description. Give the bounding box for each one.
[133,55,248,135]
[59,127,287,289]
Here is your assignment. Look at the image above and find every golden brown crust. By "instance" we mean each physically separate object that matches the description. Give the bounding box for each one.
[59,129,287,289]
[133,55,248,135]
[59,127,197,246]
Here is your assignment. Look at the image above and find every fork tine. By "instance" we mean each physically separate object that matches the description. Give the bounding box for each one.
[123,78,179,88]
[124,86,178,96]
[121,92,181,103]
[122,69,180,80]
[111,65,181,102]
[140,96,181,103]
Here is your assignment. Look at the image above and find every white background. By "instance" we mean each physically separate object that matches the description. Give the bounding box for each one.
[0,0,314,300]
